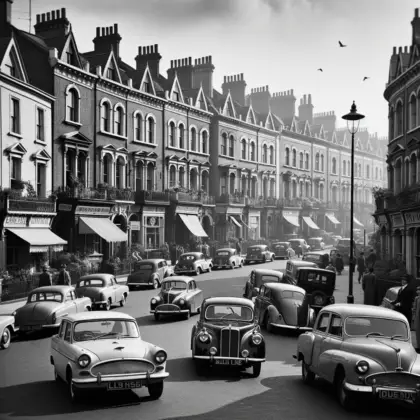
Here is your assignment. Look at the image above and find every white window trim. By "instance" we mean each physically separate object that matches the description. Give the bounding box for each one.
[113,103,126,138]
[9,95,21,137]
[133,110,144,143]
[64,84,81,126]
[145,113,157,145]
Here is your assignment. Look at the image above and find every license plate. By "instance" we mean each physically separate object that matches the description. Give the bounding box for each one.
[215,359,243,366]
[377,388,417,402]
[107,381,143,391]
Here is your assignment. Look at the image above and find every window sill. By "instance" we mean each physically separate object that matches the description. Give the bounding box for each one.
[132,140,157,147]
[34,139,47,146]
[99,130,127,141]
[219,154,235,160]
[239,158,257,163]
[64,119,82,128]
[8,131,22,139]
[167,145,187,152]
[189,150,210,157]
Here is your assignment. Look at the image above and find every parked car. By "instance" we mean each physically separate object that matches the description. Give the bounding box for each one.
[0,315,16,349]
[289,239,310,257]
[14,286,92,335]
[147,249,166,259]
[128,259,173,290]
[380,286,400,309]
[284,260,318,284]
[50,311,169,402]
[271,242,290,259]
[174,252,212,275]
[295,304,420,410]
[302,252,329,269]
[75,274,129,310]
[190,297,266,377]
[213,248,244,269]
[307,237,325,251]
[243,268,284,300]
[331,235,343,246]
[150,276,203,321]
[244,244,275,265]
[336,238,357,264]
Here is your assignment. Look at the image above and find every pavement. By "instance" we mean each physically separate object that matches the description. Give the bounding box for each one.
[0,260,415,420]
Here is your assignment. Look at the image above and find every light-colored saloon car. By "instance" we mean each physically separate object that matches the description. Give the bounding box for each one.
[50,311,169,402]
[295,304,420,411]
[0,315,16,349]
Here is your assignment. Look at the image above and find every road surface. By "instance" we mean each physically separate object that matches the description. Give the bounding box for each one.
[0,259,414,420]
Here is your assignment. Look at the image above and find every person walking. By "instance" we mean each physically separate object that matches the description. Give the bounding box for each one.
[203,242,210,259]
[286,243,296,260]
[356,252,366,284]
[391,275,416,325]
[236,239,242,256]
[335,253,344,275]
[57,264,71,286]
[366,249,377,270]
[38,265,52,287]
[362,267,377,306]
[321,253,329,269]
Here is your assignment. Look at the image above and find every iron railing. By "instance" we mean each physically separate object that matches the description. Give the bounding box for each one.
[136,190,170,204]
[216,194,246,205]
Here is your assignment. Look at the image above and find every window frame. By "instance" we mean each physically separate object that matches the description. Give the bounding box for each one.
[10,96,21,135]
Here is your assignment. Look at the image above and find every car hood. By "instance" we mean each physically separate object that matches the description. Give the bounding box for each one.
[160,290,186,303]
[15,301,60,324]
[342,338,416,372]
[0,315,14,327]
[75,338,148,360]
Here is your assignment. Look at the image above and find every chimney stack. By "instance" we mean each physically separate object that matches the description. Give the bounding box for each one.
[222,73,246,106]
[298,93,314,124]
[34,7,70,40]
[192,55,215,98]
[249,85,271,114]
[135,44,162,80]
[167,56,193,89]
[270,89,296,120]
[0,0,13,37]
[92,23,122,59]
[413,8,420,45]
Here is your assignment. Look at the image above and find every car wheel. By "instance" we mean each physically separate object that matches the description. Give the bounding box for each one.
[207,265,212,273]
[68,372,82,403]
[152,278,159,289]
[265,313,273,333]
[119,294,126,307]
[231,262,235,269]
[251,362,262,378]
[105,299,111,311]
[301,361,315,385]
[148,381,164,399]
[336,372,355,410]
[0,326,11,349]
[154,313,160,321]
[196,267,202,275]
[239,260,243,268]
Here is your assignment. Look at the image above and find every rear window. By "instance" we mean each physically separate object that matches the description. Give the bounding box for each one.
[217,251,230,256]
[261,275,280,283]
[181,255,196,261]
[307,272,329,284]
[77,279,104,287]
[249,247,261,251]
[281,290,304,301]
[137,264,153,270]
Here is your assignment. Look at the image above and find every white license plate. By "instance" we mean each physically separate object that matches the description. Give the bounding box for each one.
[107,381,143,391]
[377,388,417,402]
[215,359,243,366]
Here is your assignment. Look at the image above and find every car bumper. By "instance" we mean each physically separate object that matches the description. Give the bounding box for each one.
[213,264,230,268]
[193,355,265,363]
[151,304,189,314]
[92,300,107,306]
[270,323,312,331]
[18,322,60,331]
[174,269,196,274]
[245,258,264,262]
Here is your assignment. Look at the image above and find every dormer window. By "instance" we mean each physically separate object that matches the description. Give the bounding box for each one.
[5,60,16,77]
[143,80,151,94]
[172,91,180,102]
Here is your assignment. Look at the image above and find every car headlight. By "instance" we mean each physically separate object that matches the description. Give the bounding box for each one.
[198,332,211,343]
[313,295,325,306]
[355,360,370,374]
[251,333,263,345]
[154,350,167,364]
[151,298,157,305]
[209,347,217,355]
[78,354,91,368]
[179,299,185,306]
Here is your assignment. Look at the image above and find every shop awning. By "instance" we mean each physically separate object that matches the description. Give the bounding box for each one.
[283,215,300,227]
[353,217,364,228]
[79,217,127,242]
[7,228,67,253]
[303,216,320,230]
[179,214,208,237]
[229,216,242,228]
[326,214,341,225]
[240,218,250,229]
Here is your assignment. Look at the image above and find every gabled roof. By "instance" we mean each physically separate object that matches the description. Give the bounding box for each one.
[59,31,83,69]
[355,137,363,151]
[31,148,51,161]
[169,73,185,103]
[407,137,420,149]
[395,51,411,78]
[290,117,299,132]
[245,104,256,124]
[409,44,420,67]
[265,111,275,130]
[0,35,28,83]
[5,142,27,155]
[102,144,118,152]
[389,143,405,155]
[194,85,208,111]
[139,64,156,96]
[60,130,92,147]
[102,49,122,84]
[222,91,236,118]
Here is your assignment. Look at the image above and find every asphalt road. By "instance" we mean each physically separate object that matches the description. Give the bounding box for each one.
[0,258,415,420]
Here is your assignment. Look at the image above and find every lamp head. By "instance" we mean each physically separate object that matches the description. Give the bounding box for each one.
[342,101,365,134]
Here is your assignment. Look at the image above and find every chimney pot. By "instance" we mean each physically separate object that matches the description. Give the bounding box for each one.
[114,23,118,33]
[308,94,312,104]
[46,12,51,21]
[170,60,174,68]
[291,89,294,95]
[36,14,40,23]
[404,46,408,53]
[96,27,100,37]
[189,57,192,65]
[41,13,46,22]
[155,44,159,53]
[109,26,113,34]
[266,85,269,91]
[52,11,56,19]
[224,76,226,83]
[398,46,402,53]
[105,27,109,36]
[61,8,66,18]
[56,9,60,19]
[102,28,105,36]
[416,8,419,17]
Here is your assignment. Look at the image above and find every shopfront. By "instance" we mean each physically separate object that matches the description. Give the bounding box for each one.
[172,205,207,245]
[325,212,341,233]
[141,206,166,250]
[282,210,300,236]
[247,210,260,240]
[390,212,404,258]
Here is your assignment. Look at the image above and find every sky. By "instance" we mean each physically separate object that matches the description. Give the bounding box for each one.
[11,0,420,137]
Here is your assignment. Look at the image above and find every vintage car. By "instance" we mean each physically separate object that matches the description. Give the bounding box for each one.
[75,274,129,310]
[302,252,328,268]
[244,244,275,265]
[147,249,166,259]
[295,304,420,410]
[331,235,343,246]
[212,248,244,269]
[380,286,401,309]
[14,286,92,335]
[174,252,212,275]
[190,297,266,377]
[243,269,284,300]
[284,260,318,283]
[0,315,16,349]
[271,242,290,259]
[127,259,173,290]
[254,283,315,332]
[50,311,169,402]
[308,237,325,251]
[150,276,203,321]
[289,239,310,256]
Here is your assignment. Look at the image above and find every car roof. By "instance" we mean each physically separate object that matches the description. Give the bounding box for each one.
[65,311,135,322]
[308,237,323,240]
[252,268,283,276]
[289,260,317,267]
[79,273,114,281]
[204,297,254,307]
[162,276,194,283]
[321,304,407,321]
[181,252,201,256]
[272,241,289,244]
[266,282,306,294]
[32,285,73,294]
[249,244,266,248]
[298,267,333,274]
[136,259,164,264]
[216,248,235,252]
[305,253,322,257]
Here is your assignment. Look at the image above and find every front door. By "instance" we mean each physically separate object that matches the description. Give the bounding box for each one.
[320,314,343,380]
[311,312,330,373]
[64,291,78,314]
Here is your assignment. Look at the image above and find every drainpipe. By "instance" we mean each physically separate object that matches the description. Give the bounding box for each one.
[93,78,99,188]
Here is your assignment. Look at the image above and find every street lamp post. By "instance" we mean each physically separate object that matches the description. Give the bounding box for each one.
[342,101,365,304]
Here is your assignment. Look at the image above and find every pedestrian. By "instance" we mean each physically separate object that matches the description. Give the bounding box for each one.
[391,275,416,325]
[38,265,52,287]
[335,253,344,275]
[203,241,210,259]
[366,249,377,270]
[236,238,242,256]
[362,267,377,305]
[184,243,190,253]
[322,253,329,269]
[57,264,71,286]
[325,262,336,272]
[196,241,203,253]
[356,252,366,284]
[286,243,296,260]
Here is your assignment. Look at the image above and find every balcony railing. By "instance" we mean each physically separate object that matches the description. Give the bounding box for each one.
[55,186,134,202]
[277,198,303,208]
[170,191,215,205]
[385,190,420,211]
[216,194,246,205]
[7,197,55,213]
[136,190,170,204]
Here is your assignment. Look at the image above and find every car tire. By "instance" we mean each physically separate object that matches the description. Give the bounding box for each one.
[148,381,164,399]
[105,299,111,311]
[119,294,126,307]
[264,313,273,333]
[239,260,243,268]
[251,362,262,378]
[152,278,159,289]
[68,372,82,403]
[207,265,212,273]
[154,313,160,321]
[301,361,315,385]
[231,262,235,269]
[336,372,355,411]
[195,267,202,276]
[0,326,11,349]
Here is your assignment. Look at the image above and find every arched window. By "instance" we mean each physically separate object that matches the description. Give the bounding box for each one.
[379,168,382,180]
[389,106,394,139]
[241,140,247,159]
[103,154,111,184]
[292,149,297,167]
[169,165,176,187]
[269,146,274,165]
[169,121,176,147]
[411,155,417,185]
[348,160,350,173]
[190,127,197,151]
[410,95,417,130]
[299,152,303,169]
[354,162,357,176]
[201,131,208,154]
[343,160,346,175]
[66,87,79,123]
[221,133,228,155]
[332,157,337,174]
[396,101,403,136]
[179,124,185,148]
[305,153,309,169]
[134,113,142,141]
[250,142,256,161]
[375,167,378,180]
[405,159,410,186]
[366,165,370,178]
[115,156,125,188]
[315,153,320,171]
[179,167,185,187]
[114,106,124,136]
[101,101,111,132]
[320,154,324,171]
[229,135,234,157]
[146,116,154,143]
[358,163,362,177]
[285,148,290,165]
[262,144,268,163]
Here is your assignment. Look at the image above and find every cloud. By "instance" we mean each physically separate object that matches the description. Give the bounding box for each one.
[260,0,344,14]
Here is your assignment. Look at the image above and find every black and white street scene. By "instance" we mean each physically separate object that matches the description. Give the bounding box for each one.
[2,0,420,419]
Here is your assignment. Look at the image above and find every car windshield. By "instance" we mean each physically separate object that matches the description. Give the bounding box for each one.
[217,251,230,256]
[304,254,320,260]
[305,272,331,284]
[73,319,139,341]
[290,240,302,245]
[162,281,187,291]
[77,279,104,288]
[29,292,63,303]
[344,316,409,339]
[180,255,196,261]
[276,290,305,301]
[274,243,287,248]
[205,304,253,322]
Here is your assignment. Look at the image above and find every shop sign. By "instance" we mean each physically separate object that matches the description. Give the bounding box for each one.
[283,211,299,217]
[146,216,161,226]
[130,221,141,231]
[227,207,242,215]
[404,211,420,225]
[248,210,260,217]
[4,215,27,227]
[390,213,404,227]
[175,206,198,215]
[29,217,51,228]
[249,216,259,228]
[143,206,166,213]
[75,206,111,216]
[58,204,72,212]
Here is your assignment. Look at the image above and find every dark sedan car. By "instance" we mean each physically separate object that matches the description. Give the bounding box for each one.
[243,268,284,300]
[244,245,275,264]
[271,242,290,259]
[302,252,327,268]
[127,259,173,290]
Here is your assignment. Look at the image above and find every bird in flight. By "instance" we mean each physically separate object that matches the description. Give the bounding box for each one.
[317,68,323,72]
[363,77,370,81]
[339,41,346,47]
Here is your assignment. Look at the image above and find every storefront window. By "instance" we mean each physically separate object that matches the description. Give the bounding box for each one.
[143,216,164,249]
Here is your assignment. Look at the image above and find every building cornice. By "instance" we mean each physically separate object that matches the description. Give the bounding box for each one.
[384,60,420,101]
[0,73,55,102]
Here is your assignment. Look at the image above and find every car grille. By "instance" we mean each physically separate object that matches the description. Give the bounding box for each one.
[91,360,155,376]
[156,304,180,312]
[220,327,240,357]
[161,293,176,303]
[365,372,420,389]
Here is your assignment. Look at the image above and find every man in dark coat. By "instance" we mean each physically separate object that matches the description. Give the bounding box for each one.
[362,267,376,305]
[236,239,242,255]
[38,266,52,287]
[392,275,416,325]
[57,264,71,286]
[366,249,377,269]
[335,253,344,275]
[356,252,366,284]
